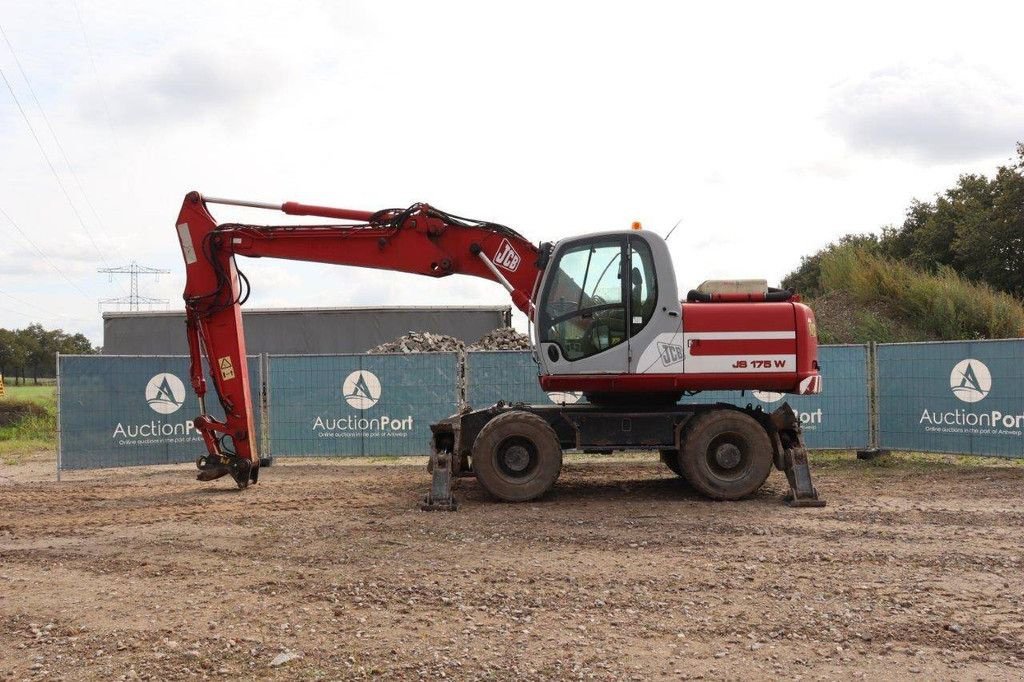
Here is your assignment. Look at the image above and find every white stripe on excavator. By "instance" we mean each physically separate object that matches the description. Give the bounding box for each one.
[682,331,796,340]
[685,355,796,373]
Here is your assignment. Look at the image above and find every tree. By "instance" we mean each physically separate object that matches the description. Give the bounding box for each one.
[0,324,99,384]
[877,143,1024,296]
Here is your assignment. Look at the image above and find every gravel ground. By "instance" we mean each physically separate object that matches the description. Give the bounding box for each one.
[1,451,1023,680]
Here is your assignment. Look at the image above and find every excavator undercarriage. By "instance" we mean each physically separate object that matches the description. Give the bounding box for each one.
[423,401,824,510]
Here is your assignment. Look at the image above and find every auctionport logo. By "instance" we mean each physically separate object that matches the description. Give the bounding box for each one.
[919,358,1023,434]
[950,359,991,403]
[752,390,822,428]
[112,372,198,445]
[343,371,381,409]
[146,373,185,414]
[312,370,413,438]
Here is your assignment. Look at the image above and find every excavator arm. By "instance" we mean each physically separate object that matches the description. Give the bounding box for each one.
[174,191,543,487]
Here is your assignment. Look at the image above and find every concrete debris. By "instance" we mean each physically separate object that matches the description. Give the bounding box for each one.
[270,651,300,667]
[368,331,465,354]
[367,327,530,353]
[469,327,531,350]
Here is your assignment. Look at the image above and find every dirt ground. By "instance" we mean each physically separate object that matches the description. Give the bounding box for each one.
[1,451,1023,681]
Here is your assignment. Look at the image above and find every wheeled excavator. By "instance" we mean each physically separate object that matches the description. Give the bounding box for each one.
[175,192,825,509]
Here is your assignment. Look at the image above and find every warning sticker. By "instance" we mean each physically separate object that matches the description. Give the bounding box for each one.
[177,223,197,265]
[218,356,236,381]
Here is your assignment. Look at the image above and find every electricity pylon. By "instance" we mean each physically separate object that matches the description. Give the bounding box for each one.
[98,261,170,311]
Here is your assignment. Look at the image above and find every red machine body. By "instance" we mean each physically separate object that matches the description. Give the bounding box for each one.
[540,301,820,395]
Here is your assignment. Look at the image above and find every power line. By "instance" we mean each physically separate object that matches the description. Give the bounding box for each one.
[0,288,91,323]
[70,0,119,151]
[0,63,116,271]
[0,204,95,301]
[0,20,121,261]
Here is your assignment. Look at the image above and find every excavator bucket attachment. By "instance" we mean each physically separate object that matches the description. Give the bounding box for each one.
[196,455,255,489]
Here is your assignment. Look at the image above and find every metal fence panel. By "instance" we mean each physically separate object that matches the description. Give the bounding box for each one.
[877,340,1024,457]
[58,355,262,470]
[267,353,459,457]
[466,351,555,407]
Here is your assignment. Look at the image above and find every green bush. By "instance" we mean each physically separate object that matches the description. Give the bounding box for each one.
[0,399,48,427]
[0,398,56,459]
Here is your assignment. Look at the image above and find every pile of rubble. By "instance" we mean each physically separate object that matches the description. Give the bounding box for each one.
[469,327,531,350]
[367,331,465,354]
[366,327,531,353]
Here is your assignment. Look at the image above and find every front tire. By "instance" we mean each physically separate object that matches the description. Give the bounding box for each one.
[472,411,563,502]
[680,410,772,500]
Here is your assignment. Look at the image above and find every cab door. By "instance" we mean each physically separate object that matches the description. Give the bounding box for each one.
[536,235,631,375]
[625,232,684,374]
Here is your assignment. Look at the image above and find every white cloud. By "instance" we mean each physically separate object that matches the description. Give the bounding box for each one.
[826,61,1024,163]
[78,48,284,129]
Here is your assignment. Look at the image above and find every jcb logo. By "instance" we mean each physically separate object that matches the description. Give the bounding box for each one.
[493,238,521,272]
[657,342,684,366]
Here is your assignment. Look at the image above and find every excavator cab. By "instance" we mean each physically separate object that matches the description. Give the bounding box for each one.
[534,230,681,380]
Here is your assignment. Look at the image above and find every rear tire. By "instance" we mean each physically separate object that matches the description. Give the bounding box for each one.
[472,411,563,502]
[659,449,685,477]
[680,410,772,500]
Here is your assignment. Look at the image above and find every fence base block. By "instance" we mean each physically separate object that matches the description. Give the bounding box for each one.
[856,448,890,461]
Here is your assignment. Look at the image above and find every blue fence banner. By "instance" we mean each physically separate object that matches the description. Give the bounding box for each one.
[267,353,459,457]
[466,350,560,407]
[58,355,262,470]
[65,340,1024,468]
[877,340,1024,457]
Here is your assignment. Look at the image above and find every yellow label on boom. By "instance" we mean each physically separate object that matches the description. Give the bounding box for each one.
[218,356,236,381]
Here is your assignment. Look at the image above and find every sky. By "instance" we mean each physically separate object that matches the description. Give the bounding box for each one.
[1,0,1022,345]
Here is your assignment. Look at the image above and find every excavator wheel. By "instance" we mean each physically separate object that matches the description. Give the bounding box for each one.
[680,410,772,501]
[471,411,562,502]
[659,449,685,478]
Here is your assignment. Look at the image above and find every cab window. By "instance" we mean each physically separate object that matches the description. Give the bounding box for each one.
[629,238,658,335]
[541,239,626,361]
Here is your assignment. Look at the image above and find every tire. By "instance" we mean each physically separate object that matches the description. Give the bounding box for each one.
[680,410,773,500]
[472,411,563,502]
[659,449,685,477]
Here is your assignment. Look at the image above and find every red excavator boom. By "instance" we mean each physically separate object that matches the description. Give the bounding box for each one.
[175,191,542,486]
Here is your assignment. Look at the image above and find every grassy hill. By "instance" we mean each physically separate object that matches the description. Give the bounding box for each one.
[787,245,1024,344]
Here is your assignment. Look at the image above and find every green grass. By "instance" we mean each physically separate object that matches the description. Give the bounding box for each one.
[0,386,57,464]
[818,246,1024,340]
[4,385,56,405]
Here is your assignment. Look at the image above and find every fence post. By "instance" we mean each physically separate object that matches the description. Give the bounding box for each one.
[458,350,468,411]
[857,341,888,460]
[55,351,62,482]
[260,352,273,467]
